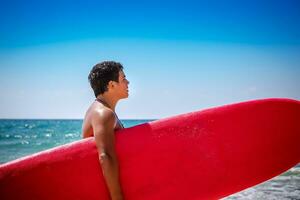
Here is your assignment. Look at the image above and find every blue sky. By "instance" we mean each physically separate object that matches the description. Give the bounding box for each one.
[0,0,299,119]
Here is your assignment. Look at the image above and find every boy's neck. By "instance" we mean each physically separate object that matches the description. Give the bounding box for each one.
[96,94,118,111]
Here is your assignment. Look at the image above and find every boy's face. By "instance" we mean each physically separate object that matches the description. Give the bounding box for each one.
[112,70,129,99]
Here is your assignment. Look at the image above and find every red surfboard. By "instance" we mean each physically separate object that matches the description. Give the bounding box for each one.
[0,98,299,199]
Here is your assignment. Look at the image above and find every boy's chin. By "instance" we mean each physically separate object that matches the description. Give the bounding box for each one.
[121,94,129,99]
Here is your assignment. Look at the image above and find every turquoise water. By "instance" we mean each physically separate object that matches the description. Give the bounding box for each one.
[0,119,299,199]
[0,119,151,164]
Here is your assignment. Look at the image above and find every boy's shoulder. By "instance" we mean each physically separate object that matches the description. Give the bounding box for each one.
[89,104,116,125]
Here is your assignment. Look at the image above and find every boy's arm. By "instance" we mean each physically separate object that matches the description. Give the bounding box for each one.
[92,110,124,200]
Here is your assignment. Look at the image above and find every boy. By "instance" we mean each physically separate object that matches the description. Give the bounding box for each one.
[82,61,129,200]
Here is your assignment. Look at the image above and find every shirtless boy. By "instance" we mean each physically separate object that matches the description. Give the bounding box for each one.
[82,61,129,200]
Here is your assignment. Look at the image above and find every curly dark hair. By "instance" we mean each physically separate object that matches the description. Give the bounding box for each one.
[88,61,124,97]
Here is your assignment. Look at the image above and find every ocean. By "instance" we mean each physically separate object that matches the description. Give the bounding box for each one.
[0,119,299,199]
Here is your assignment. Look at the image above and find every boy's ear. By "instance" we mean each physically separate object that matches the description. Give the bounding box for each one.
[108,80,114,89]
